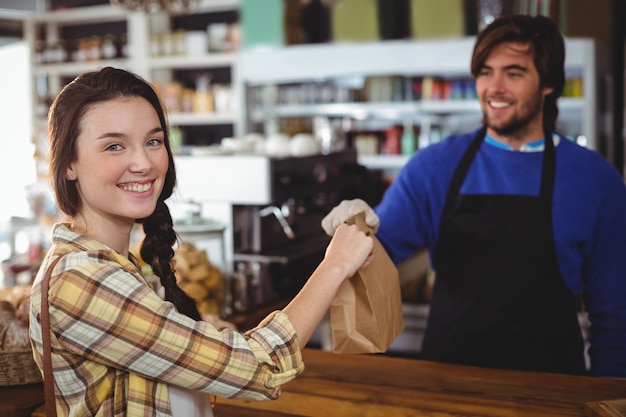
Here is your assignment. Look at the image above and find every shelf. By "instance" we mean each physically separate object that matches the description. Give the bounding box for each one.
[358,155,411,171]
[192,0,240,13]
[30,5,126,24]
[33,59,131,76]
[26,0,243,171]
[168,112,236,126]
[239,38,596,85]
[31,0,240,23]
[149,53,237,70]
[558,97,586,110]
[239,38,598,149]
[250,98,584,122]
[239,38,478,84]
[250,101,481,121]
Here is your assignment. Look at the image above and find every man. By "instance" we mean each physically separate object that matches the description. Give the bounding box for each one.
[322,15,626,377]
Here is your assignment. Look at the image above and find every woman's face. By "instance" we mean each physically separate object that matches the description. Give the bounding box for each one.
[66,96,169,229]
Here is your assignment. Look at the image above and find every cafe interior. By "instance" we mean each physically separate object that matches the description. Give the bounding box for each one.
[0,0,625,416]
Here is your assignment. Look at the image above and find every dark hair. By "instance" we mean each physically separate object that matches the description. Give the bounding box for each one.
[470,14,565,134]
[48,66,201,321]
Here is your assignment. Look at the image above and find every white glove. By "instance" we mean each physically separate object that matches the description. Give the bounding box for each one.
[321,198,380,236]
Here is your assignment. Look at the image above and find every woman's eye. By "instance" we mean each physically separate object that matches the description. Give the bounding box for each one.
[147,138,163,147]
[106,144,123,151]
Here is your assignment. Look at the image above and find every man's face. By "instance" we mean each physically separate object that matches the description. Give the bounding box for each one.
[475,41,553,144]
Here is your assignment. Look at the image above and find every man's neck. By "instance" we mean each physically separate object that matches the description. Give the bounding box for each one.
[486,127,545,151]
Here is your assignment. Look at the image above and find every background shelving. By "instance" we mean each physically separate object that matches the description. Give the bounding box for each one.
[23,1,241,177]
[23,2,610,178]
[238,37,606,174]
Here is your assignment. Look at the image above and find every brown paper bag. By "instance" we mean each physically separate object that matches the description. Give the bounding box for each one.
[330,212,404,353]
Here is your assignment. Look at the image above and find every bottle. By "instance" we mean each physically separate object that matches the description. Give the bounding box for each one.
[418,118,432,150]
[384,125,401,155]
[193,74,214,113]
[102,35,117,59]
[401,119,416,155]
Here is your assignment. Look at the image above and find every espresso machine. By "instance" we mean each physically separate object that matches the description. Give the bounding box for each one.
[230,149,368,313]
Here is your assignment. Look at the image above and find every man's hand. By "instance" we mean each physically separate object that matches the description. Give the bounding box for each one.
[321,198,380,236]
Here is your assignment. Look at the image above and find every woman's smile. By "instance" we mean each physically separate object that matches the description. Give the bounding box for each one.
[118,180,156,194]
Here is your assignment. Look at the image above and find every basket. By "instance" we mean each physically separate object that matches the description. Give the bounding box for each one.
[0,348,43,386]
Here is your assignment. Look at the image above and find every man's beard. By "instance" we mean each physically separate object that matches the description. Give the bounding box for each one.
[482,92,545,137]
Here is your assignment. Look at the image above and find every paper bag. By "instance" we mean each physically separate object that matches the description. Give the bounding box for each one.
[330,212,404,353]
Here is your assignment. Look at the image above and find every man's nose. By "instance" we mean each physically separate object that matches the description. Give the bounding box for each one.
[487,71,506,91]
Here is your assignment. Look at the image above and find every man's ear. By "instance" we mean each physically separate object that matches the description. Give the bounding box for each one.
[542,85,554,98]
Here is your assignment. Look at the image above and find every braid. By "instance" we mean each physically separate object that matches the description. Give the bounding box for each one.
[140,201,201,321]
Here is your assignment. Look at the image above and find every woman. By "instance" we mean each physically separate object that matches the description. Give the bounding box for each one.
[29,67,374,416]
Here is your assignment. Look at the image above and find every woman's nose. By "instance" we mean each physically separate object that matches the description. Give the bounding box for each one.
[129,148,153,172]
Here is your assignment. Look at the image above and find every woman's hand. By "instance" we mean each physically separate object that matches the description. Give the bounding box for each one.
[282,222,374,348]
[323,223,374,280]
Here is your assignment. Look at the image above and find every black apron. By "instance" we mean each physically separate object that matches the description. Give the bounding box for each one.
[421,128,586,374]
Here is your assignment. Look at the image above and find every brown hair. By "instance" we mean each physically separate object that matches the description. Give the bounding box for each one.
[48,67,201,321]
[470,14,565,134]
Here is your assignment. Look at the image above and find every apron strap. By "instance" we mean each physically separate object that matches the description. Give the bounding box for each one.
[446,127,486,197]
[539,131,556,199]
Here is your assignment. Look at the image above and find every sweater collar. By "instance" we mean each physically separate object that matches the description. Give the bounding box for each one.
[484,133,560,152]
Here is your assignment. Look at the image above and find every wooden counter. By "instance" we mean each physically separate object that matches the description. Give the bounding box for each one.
[215,348,626,417]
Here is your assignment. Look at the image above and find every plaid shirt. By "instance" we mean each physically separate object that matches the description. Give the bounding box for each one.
[30,223,304,416]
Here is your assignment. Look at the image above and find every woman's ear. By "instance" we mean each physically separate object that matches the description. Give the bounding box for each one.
[66,165,77,181]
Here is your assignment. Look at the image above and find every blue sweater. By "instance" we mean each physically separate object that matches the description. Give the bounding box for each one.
[376,128,626,377]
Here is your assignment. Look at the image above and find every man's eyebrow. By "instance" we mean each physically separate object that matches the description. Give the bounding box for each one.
[479,63,529,72]
[503,64,529,72]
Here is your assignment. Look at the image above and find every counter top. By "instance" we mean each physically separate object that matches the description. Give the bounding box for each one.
[215,348,626,417]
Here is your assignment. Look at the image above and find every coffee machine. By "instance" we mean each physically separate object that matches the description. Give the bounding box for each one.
[230,149,368,313]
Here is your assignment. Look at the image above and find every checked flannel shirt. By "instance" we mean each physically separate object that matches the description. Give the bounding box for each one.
[30,223,304,416]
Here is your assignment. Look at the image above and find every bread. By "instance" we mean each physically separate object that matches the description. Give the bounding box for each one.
[174,241,224,316]
[0,300,14,315]
[0,288,33,350]
[14,290,30,326]
[0,310,30,350]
